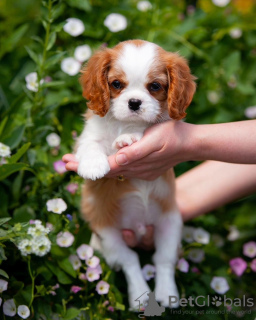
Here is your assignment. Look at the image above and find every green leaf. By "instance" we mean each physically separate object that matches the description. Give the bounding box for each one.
[13,205,35,223]
[58,258,76,278]
[115,301,125,311]
[0,269,9,279]
[45,52,66,69]
[2,125,25,149]
[0,163,33,181]
[42,81,65,88]
[0,247,7,261]
[63,308,81,320]
[9,143,31,164]
[0,217,11,226]
[45,261,72,284]
[46,32,56,51]
[0,24,28,59]
[66,0,91,11]
[25,46,39,64]
[0,116,8,138]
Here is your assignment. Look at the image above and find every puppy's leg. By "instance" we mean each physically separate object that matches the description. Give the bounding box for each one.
[153,210,182,308]
[96,227,150,310]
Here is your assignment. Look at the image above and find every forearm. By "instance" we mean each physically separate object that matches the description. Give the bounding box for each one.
[188,120,256,164]
[176,161,256,221]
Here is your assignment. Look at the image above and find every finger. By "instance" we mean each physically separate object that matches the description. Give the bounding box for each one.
[114,136,157,166]
[62,154,77,163]
[65,162,78,172]
[122,229,137,248]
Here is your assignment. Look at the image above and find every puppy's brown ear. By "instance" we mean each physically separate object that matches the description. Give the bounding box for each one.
[80,49,111,117]
[163,52,196,120]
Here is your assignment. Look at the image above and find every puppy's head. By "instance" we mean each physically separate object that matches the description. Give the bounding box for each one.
[80,40,196,122]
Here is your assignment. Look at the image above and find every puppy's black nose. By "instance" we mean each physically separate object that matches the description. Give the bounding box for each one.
[128,99,142,111]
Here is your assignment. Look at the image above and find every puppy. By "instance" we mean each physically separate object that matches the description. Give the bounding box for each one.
[75,40,196,309]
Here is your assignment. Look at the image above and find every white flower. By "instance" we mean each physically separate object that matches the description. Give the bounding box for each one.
[193,228,210,244]
[212,0,230,7]
[17,305,30,319]
[17,239,33,256]
[61,57,81,76]
[229,28,242,39]
[142,264,156,281]
[244,106,256,119]
[32,235,51,256]
[46,198,67,214]
[69,254,82,270]
[96,280,110,295]
[86,267,101,282]
[0,142,11,157]
[74,45,92,62]
[56,231,74,247]
[63,18,85,37]
[76,244,93,260]
[177,258,189,273]
[210,276,229,294]
[28,224,50,238]
[3,299,16,317]
[207,91,220,104]
[46,133,61,147]
[0,279,8,293]
[137,1,152,11]
[86,256,100,268]
[227,225,240,241]
[104,13,127,33]
[182,226,195,243]
[25,72,44,92]
[187,248,205,263]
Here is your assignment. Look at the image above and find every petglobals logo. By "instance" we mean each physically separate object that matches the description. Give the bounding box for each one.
[134,292,255,318]
[169,295,254,308]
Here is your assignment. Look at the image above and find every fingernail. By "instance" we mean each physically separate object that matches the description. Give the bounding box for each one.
[116,154,128,165]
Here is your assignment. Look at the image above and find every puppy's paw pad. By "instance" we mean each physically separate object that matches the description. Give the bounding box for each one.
[112,133,143,150]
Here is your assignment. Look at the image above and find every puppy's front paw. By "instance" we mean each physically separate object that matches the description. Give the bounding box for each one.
[112,133,143,150]
[77,154,110,180]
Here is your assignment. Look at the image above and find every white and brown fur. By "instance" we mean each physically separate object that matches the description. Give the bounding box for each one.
[75,40,196,309]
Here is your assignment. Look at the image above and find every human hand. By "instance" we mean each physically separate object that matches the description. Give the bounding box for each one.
[106,120,195,180]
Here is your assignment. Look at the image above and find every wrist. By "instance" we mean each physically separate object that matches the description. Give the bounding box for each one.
[181,122,203,162]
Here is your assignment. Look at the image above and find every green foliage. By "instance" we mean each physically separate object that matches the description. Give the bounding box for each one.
[0,0,256,319]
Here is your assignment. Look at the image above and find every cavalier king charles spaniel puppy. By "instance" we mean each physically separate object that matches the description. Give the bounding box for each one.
[75,40,196,309]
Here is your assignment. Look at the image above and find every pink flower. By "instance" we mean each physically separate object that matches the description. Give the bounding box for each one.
[229,257,247,276]
[86,256,100,268]
[191,267,200,274]
[86,267,101,282]
[71,286,82,294]
[243,241,256,258]
[53,160,67,174]
[76,244,93,260]
[66,183,79,194]
[250,259,256,272]
[103,300,109,306]
[142,264,155,281]
[177,258,189,273]
[108,306,114,312]
[79,273,87,280]
[96,281,110,295]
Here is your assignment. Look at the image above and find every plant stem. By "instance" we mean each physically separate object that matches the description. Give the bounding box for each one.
[28,256,35,308]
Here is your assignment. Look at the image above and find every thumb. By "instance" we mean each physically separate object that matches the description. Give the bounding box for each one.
[115,136,152,166]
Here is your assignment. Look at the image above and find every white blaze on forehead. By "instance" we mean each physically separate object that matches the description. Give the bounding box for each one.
[117,42,157,86]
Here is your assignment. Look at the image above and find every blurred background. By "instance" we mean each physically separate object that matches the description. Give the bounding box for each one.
[0,0,256,319]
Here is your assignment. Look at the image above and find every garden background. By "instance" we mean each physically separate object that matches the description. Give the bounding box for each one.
[0,0,256,319]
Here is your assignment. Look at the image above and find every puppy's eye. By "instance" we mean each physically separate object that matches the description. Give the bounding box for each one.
[111,80,122,89]
[149,82,162,92]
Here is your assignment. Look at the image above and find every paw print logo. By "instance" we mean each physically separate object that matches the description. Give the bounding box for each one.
[212,296,222,307]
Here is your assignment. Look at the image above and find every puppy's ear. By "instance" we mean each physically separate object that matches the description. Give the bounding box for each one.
[80,49,111,117]
[164,52,196,120]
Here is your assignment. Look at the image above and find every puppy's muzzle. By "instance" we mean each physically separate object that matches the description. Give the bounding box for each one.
[128,98,142,112]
